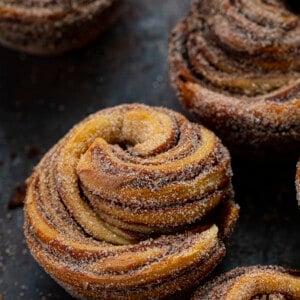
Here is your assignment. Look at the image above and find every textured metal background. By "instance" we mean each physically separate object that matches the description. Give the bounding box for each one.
[0,1,299,299]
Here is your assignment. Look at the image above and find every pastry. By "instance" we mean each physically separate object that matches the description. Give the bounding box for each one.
[192,265,300,299]
[169,0,300,158]
[296,159,300,205]
[0,0,121,55]
[24,103,239,299]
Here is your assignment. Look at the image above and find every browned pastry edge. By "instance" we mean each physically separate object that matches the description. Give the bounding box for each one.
[0,0,121,55]
[168,0,300,159]
[191,265,300,300]
[24,202,239,300]
[24,103,239,299]
[25,223,226,300]
[296,159,300,206]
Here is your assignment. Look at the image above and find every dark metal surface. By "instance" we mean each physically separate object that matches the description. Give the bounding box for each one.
[0,1,299,299]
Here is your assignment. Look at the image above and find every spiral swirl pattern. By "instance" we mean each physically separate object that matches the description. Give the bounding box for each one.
[192,266,300,300]
[24,104,239,299]
[169,0,300,157]
[0,0,120,55]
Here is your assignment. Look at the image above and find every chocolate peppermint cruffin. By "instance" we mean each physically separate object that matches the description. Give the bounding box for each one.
[169,0,300,159]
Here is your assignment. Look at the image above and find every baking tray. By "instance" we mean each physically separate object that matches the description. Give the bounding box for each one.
[0,1,299,299]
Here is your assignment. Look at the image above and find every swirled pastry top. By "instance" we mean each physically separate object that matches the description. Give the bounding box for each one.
[172,0,300,97]
[169,0,300,154]
[26,103,236,245]
[192,266,300,300]
[24,104,239,299]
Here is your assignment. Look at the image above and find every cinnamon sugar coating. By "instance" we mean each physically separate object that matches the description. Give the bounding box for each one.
[24,104,239,299]
[169,0,300,158]
[0,0,121,55]
[191,265,300,300]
